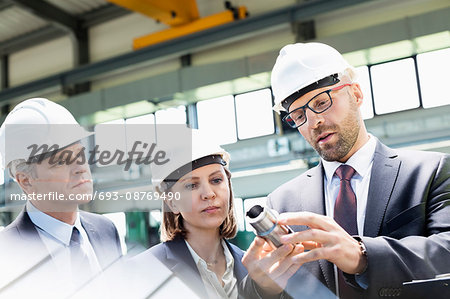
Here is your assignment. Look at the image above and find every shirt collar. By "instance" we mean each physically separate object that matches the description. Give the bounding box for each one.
[26,200,83,246]
[185,239,234,270]
[322,133,377,182]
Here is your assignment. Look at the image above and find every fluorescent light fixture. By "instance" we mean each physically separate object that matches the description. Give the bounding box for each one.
[195,81,233,101]
[232,159,307,178]
[369,40,414,64]
[397,140,450,151]
[415,31,450,54]
[343,50,368,67]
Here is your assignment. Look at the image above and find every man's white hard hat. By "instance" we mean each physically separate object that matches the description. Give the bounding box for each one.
[0,98,93,170]
[151,128,230,190]
[271,42,356,113]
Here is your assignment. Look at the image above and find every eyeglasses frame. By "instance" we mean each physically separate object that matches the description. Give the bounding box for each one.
[282,84,352,128]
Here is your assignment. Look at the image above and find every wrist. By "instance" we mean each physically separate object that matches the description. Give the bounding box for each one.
[254,281,283,298]
[353,236,368,275]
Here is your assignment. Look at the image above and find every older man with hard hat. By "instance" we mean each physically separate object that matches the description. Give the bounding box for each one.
[242,43,450,299]
[0,98,122,298]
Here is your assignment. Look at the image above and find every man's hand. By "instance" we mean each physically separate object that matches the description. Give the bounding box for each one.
[278,212,367,274]
[242,236,304,295]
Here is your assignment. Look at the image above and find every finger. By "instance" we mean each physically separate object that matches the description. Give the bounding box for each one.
[262,240,273,252]
[258,244,293,271]
[242,236,265,267]
[292,244,305,254]
[292,247,331,265]
[278,212,336,231]
[301,241,321,250]
[280,229,334,245]
[267,245,303,280]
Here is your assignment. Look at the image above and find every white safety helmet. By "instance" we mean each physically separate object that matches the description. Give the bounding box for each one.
[151,128,230,191]
[271,42,356,113]
[0,98,93,172]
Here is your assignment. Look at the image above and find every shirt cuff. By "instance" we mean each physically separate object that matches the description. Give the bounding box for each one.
[355,271,369,289]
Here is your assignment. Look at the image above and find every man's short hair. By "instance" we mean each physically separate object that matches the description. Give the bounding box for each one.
[8,159,37,180]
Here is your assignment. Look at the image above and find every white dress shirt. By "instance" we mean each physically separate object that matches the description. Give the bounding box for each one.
[321,134,377,293]
[26,201,102,285]
[185,239,238,299]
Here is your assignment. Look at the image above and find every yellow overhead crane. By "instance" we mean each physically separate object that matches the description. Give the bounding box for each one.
[107,0,248,50]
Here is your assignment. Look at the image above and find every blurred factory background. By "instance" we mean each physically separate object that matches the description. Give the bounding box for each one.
[0,0,449,253]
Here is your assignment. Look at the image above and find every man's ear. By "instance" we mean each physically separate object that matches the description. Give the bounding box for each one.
[351,83,364,106]
[15,172,34,194]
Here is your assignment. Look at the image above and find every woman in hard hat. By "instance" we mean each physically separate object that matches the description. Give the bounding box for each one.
[139,129,248,298]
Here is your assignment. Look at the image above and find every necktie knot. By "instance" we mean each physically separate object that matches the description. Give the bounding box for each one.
[335,164,355,181]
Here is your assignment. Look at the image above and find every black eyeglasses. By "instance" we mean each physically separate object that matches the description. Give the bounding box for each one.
[282,84,351,128]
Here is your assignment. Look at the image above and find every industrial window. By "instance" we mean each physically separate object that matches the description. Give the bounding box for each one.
[355,66,374,119]
[103,212,127,255]
[149,209,162,227]
[235,88,275,139]
[127,114,155,124]
[94,118,127,167]
[417,48,450,108]
[233,197,245,231]
[155,105,187,124]
[95,115,157,168]
[126,114,156,159]
[0,158,3,186]
[197,95,237,145]
[371,58,420,114]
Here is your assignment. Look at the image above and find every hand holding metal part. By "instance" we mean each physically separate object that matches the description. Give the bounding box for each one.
[246,204,294,249]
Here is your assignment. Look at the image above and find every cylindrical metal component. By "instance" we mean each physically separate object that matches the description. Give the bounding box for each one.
[246,204,293,248]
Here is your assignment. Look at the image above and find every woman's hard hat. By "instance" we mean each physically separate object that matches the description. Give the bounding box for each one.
[271,42,356,113]
[0,98,93,169]
[151,128,230,190]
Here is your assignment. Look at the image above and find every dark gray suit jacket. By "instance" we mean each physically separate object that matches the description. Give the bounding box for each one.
[0,207,122,297]
[143,236,248,298]
[267,141,450,298]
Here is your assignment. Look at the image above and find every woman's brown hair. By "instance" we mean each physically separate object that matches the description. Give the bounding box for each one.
[159,167,237,242]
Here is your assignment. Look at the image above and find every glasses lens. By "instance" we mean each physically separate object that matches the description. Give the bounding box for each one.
[283,115,295,128]
[284,108,306,128]
[310,92,332,113]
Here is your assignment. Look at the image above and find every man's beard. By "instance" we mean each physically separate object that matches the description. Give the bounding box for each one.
[310,107,360,162]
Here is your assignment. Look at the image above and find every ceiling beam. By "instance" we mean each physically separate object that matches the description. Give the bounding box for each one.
[0,0,13,11]
[0,25,65,55]
[0,4,131,55]
[80,3,131,28]
[9,0,79,32]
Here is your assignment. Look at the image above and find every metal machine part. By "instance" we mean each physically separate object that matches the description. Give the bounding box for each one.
[246,204,293,248]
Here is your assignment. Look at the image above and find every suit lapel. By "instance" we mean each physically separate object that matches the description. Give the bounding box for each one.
[16,208,46,245]
[225,241,247,283]
[300,164,336,293]
[301,164,326,215]
[16,207,57,259]
[13,207,58,276]
[80,214,108,268]
[364,141,400,237]
[164,238,207,298]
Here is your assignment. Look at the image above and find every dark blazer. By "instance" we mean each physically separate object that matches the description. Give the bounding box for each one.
[266,141,450,298]
[140,236,248,298]
[0,207,122,297]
